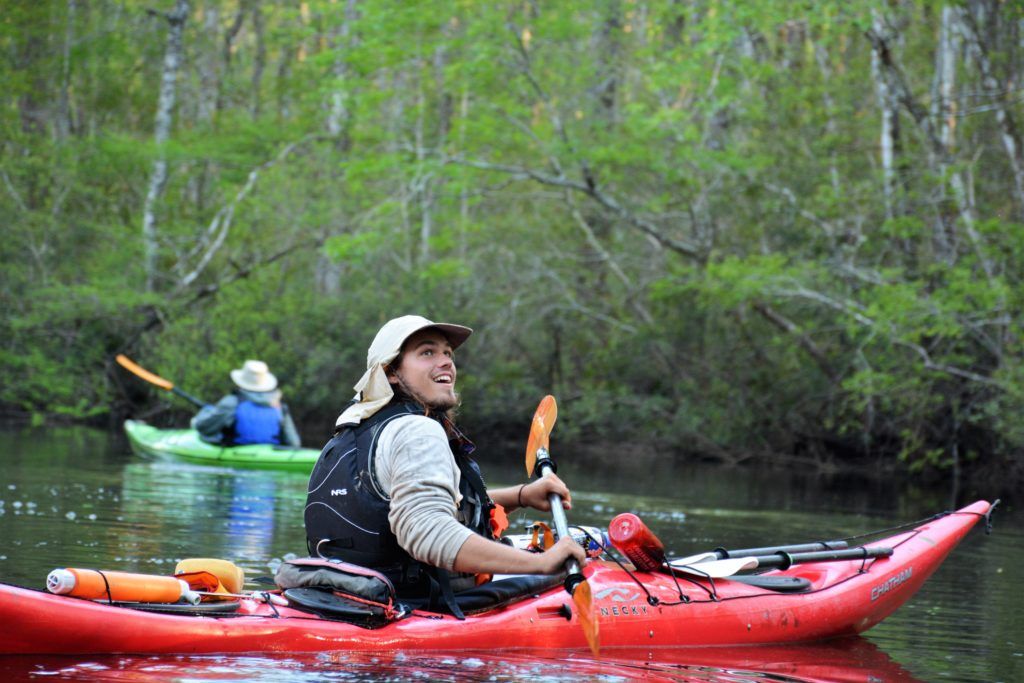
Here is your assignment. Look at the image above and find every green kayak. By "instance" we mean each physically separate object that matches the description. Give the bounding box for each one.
[123,420,321,472]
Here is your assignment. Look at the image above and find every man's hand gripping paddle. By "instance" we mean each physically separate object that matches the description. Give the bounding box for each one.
[525,395,599,656]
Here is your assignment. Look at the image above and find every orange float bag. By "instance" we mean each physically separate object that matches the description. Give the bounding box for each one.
[175,558,246,601]
[46,567,193,604]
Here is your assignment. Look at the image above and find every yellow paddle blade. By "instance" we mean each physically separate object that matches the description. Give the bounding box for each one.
[573,579,600,657]
[525,395,558,476]
[116,354,174,392]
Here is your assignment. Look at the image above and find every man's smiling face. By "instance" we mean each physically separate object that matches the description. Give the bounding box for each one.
[388,328,459,410]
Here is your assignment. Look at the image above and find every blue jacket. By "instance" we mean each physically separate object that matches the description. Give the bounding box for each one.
[191,389,302,447]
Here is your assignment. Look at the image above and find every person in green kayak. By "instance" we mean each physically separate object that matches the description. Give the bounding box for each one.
[304,315,585,610]
[191,360,302,447]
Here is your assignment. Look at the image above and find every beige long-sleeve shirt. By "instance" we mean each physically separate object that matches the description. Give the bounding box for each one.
[375,415,475,570]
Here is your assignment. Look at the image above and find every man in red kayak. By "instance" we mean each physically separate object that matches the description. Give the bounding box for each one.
[304,315,585,610]
[191,359,302,447]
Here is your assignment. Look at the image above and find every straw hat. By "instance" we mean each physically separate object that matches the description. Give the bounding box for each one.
[230,360,278,393]
[336,315,472,426]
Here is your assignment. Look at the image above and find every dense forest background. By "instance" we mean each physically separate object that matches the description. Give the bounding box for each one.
[4,0,1024,485]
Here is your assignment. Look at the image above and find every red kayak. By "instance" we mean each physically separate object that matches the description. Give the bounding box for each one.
[0,500,991,655]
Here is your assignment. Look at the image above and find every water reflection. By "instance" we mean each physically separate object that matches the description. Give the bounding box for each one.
[116,461,308,577]
[0,639,922,682]
[225,476,278,561]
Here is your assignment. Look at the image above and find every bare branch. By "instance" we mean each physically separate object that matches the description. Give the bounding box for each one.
[760,180,838,241]
[173,134,332,294]
[569,203,654,325]
[1,171,28,213]
[752,301,839,382]
[541,266,639,334]
[894,339,1002,386]
[773,283,1004,388]
[450,155,700,257]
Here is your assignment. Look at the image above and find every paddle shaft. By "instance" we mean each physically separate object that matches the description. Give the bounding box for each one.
[712,540,849,560]
[668,545,894,578]
[527,402,598,656]
[747,546,892,570]
[192,590,288,605]
[537,454,583,578]
[170,386,206,409]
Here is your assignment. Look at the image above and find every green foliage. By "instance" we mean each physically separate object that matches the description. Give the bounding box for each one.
[2,0,1023,481]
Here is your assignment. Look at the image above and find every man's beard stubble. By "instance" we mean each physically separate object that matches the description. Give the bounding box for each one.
[392,372,460,412]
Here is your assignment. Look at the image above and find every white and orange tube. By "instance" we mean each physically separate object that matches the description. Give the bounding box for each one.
[46,568,200,605]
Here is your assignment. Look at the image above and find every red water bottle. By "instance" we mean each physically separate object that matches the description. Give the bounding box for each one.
[608,513,666,571]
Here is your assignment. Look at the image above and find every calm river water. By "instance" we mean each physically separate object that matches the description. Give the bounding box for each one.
[0,425,1020,682]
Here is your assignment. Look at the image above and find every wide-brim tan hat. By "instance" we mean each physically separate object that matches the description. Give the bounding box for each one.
[336,315,472,426]
[230,360,278,393]
[366,315,472,361]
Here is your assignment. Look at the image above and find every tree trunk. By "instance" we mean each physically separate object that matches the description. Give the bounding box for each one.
[56,0,77,140]
[870,11,901,221]
[458,86,469,260]
[866,19,994,280]
[141,0,190,292]
[418,42,452,265]
[251,0,265,119]
[16,13,48,141]
[326,0,358,147]
[217,1,245,113]
[930,5,960,263]
[196,2,219,126]
[191,1,221,214]
[958,6,1024,221]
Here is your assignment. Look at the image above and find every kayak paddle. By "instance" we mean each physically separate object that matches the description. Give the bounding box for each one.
[115,354,206,408]
[524,394,556,478]
[669,545,894,578]
[525,395,599,656]
[671,540,850,567]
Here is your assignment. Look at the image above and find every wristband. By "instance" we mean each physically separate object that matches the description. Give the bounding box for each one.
[517,484,526,508]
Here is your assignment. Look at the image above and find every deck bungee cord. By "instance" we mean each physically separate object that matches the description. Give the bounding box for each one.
[837,498,1000,546]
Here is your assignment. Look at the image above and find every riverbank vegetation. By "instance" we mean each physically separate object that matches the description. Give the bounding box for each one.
[3,0,1023,484]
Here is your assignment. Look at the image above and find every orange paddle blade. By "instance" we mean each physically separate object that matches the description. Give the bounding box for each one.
[525,395,558,476]
[116,354,174,392]
[573,578,600,657]
[529,522,556,550]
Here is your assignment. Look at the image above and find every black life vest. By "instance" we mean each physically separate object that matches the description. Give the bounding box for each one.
[303,402,494,595]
